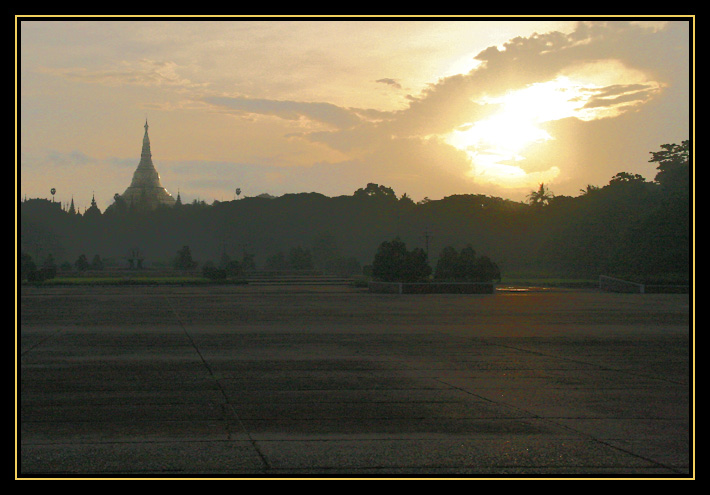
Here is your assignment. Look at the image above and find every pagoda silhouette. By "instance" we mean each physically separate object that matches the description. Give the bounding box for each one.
[120,120,176,210]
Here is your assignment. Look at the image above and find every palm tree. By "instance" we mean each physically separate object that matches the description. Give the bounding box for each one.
[527,183,553,207]
[579,184,600,195]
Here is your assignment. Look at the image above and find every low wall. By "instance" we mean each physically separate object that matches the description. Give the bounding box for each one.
[369,281,495,294]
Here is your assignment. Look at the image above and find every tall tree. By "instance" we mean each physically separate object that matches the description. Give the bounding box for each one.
[650,140,690,194]
[434,246,459,280]
[75,254,89,271]
[173,246,197,270]
[371,237,431,282]
[527,183,554,208]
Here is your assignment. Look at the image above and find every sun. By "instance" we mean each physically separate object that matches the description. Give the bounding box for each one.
[445,77,589,187]
[445,61,665,189]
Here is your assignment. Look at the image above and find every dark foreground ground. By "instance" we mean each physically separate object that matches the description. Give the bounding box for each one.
[18,284,692,479]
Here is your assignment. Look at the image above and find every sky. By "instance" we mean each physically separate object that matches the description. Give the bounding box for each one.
[18,17,692,211]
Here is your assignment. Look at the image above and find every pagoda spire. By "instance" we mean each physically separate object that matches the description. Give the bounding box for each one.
[119,120,176,209]
[141,119,152,160]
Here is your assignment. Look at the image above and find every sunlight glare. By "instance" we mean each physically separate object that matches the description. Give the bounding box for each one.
[448,76,588,156]
[445,62,662,189]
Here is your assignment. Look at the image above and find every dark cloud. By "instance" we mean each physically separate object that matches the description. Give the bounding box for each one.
[582,83,662,110]
[583,87,660,110]
[375,78,402,89]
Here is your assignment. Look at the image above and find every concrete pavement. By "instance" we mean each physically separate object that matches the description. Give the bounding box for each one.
[18,285,692,478]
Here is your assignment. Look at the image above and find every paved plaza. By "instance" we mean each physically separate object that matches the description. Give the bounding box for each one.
[18,284,692,478]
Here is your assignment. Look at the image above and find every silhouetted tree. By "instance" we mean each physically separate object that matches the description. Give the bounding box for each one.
[202,261,227,280]
[20,251,37,282]
[90,254,104,270]
[173,246,197,270]
[474,255,501,283]
[354,183,397,201]
[219,252,231,269]
[399,192,415,207]
[288,246,313,270]
[527,183,554,208]
[75,254,89,271]
[241,252,256,272]
[456,245,478,279]
[17,140,689,284]
[41,254,57,280]
[225,260,243,278]
[434,246,459,281]
[650,140,690,192]
[579,184,600,195]
[372,238,408,282]
[105,193,128,216]
[371,237,431,282]
[434,245,501,282]
[405,247,431,282]
[609,172,647,185]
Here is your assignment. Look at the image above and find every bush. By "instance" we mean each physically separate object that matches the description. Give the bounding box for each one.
[174,246,197,270]
[202,261,227,280]
[21,252,36,281]
[434,244,501,282]
[41,254,57,280]
[90,254,104,271]
[225,260,243,278]
[371,237,431,283]
[75,254,90,271]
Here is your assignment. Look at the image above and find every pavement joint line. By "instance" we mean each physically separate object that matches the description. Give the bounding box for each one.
[481,342,688,386]
[426,325,688,386]
[20,287,690,477]
[432,376,686,475]
[359,345,687,474]
[19,328,65,358]
[161,294,272,471]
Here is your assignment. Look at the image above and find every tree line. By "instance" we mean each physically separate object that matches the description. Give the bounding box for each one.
[20,141,690,283]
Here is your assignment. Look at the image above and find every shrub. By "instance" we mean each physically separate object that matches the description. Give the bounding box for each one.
[371,237,431,283]
[434,244,501,282]
[174,246,197,270]
[202,261,227,280]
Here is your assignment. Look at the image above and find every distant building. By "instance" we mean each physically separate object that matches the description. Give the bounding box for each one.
[83,192,102,218]
[120,120,176,210]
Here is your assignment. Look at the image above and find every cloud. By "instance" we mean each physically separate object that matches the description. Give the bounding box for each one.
[202,95,363,129]
[375,78,402,89]
[46,150,96,167]
[294,21,678,195]
[582,83,663,111]
[39,59,203,89]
